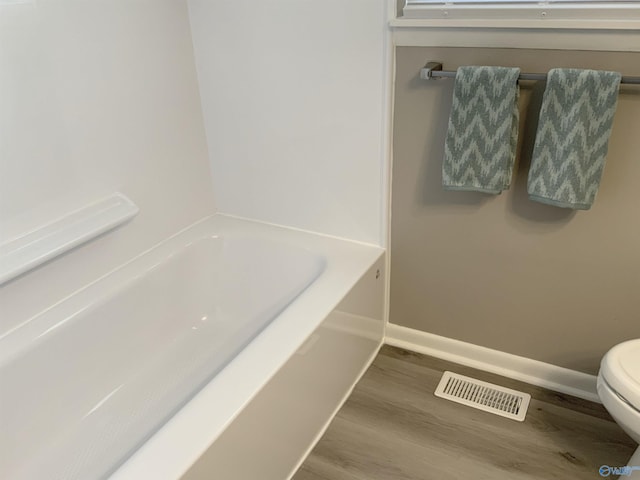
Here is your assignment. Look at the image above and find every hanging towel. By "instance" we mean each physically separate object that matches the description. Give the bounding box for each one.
[443,66,521,194]
[528,68,621,210]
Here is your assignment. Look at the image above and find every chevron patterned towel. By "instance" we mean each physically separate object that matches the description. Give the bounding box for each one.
[443,66,520,194]
[528,68,621,210]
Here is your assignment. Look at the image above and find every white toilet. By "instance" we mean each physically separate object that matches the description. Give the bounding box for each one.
[598,339,640,477]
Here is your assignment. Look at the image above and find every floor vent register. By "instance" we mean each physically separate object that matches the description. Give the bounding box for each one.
[434,371,531,422]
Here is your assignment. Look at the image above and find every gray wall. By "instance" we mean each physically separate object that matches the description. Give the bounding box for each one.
[390,47,640,374]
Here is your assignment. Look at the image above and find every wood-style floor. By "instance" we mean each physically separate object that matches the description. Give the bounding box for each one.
[293,346,636,480]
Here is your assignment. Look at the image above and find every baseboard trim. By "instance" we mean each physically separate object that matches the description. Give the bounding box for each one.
[385,324,600,403]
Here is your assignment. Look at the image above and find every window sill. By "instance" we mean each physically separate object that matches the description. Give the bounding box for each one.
[390,17,640,30]
[390,18,640,52]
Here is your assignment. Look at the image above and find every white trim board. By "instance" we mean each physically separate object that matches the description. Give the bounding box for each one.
[391,24,640,52]
[384,323,600,403]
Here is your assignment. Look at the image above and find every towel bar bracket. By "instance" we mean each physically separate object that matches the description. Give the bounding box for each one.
[420,61,444,80]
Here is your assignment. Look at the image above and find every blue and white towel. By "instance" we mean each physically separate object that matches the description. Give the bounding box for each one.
[443,66,521,194]
[527,68,621,210]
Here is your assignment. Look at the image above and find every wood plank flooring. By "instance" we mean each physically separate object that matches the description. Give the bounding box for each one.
[293,346,636,480]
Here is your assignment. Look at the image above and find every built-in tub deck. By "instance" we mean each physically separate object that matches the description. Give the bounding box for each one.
[0,215,383,480]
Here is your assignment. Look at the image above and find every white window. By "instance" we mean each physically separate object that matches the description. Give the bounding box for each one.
[402,0,640,21]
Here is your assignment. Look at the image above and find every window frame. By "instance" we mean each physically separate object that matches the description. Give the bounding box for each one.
[402,0,640,24]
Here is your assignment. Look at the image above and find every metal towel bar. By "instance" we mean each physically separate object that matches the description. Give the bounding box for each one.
[420,61,640,85]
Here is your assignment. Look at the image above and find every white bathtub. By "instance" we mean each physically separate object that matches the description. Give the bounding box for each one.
[0,215,384,480]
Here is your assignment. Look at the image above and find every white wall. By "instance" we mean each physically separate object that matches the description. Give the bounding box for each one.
[0,0,215,334]
[188,0,390,246]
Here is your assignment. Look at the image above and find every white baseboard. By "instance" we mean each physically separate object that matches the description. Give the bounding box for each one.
[385,323,600,403]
